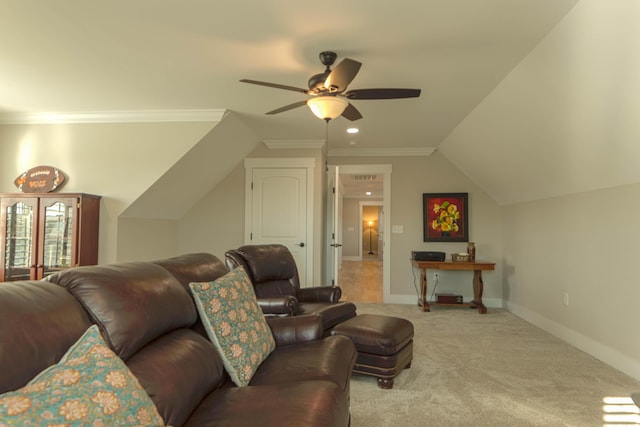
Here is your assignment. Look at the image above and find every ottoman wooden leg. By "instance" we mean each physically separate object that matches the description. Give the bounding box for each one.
[377,378,394,389]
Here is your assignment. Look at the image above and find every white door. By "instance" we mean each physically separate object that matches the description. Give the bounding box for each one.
[249,167,310,285]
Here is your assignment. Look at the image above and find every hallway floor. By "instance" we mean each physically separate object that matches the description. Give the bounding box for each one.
[338,255,383,303]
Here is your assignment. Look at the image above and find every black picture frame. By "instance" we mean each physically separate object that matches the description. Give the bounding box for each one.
[423,192,469,242]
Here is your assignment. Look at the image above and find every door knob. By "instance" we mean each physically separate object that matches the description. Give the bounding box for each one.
[296,242,305,247]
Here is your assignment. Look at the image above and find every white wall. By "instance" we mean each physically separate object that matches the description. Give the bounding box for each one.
[503,183,640,380]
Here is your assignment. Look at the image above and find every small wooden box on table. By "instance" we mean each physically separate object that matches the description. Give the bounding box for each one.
[411,259,495,314]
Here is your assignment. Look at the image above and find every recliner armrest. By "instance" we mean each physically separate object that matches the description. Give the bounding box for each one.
[266,314,324,346]
[258,296,298,316]
[297,286,342,303]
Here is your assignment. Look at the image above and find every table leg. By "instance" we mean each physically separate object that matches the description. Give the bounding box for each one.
[470,270,487,314]
[419,268,430,312]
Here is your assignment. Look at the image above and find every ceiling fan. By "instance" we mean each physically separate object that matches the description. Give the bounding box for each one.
[240,51,421,121]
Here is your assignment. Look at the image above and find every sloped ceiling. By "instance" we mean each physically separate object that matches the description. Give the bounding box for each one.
[120,113,260,219]
[9,1,633,206]
[439,0,640,205]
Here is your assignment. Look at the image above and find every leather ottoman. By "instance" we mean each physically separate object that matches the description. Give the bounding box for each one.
[331,314,414,389]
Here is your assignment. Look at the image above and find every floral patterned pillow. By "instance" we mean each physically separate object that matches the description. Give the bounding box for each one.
[0,325,164,426]
[189,266,276,387]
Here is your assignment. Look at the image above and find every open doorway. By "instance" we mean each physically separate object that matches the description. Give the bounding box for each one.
[337,192,384,303]
[325,164,391,303]
[337,201,383,302]
[361,204,382,260]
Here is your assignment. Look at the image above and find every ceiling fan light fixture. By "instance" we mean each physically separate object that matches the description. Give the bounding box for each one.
[307,96,348,121]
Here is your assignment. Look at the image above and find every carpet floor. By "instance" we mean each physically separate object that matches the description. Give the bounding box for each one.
[349,303,640,427]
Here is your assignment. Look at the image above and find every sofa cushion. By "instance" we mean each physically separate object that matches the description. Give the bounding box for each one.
[183,381,349,427]
[190,266,276,387]
[0,281,92,394]
[250,335,357,394]
[46,262,197,360]
[126,328,227,427]
[0,325,164,426]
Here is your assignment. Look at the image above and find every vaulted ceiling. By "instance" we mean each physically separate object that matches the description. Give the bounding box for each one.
[3,0,639,205]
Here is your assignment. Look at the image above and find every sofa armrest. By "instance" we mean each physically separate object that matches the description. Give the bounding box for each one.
[266,314,323,346]
[297,286,342,303]
[258,296,298,316]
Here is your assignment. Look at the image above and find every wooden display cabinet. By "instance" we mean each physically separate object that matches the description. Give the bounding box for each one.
[0,193,100,281]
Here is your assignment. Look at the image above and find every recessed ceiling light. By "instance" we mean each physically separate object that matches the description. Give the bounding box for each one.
[346,128,359,134]
[365,191,372,196]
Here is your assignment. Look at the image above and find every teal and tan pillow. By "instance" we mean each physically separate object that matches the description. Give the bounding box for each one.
[189,266,276,387]
[0,324,164,426]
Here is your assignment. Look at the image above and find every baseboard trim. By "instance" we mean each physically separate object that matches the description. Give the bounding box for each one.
[384,294,503,308]
[507,302,640,381]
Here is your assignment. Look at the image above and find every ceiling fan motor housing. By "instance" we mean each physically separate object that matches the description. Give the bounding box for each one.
[308,72,330,91]
[307,51,338,91]
[319,51,337,67]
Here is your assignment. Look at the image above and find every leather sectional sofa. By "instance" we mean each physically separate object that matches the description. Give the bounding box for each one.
[0,253,357,426]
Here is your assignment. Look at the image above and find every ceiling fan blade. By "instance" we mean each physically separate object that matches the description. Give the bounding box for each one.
[344,88,421,100]
[240,79,309,94]
[341,103,363,121]
[324,58,362,92]
[265,100,309,115]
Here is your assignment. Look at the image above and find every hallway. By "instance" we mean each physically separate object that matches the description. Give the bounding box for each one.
[338,255,383,303]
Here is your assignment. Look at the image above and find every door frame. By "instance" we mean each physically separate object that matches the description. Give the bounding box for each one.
[244,158,315,286]
[333,164,391,303]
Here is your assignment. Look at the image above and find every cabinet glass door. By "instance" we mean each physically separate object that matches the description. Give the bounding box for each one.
[2,200,37,281]
[41,200,75,277]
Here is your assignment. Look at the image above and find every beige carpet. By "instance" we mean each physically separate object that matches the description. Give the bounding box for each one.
[350,303,640,427]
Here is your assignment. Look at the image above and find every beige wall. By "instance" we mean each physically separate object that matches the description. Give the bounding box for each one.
[117,218,179,261]
[0,121,215,263]
[503,183,640,379]
[3,118,637,381]
[175,142,327,284]
[332,152,503,303]
[177,161,246,260]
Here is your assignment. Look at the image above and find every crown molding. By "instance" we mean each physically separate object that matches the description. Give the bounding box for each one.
[328,147,436,157]
[0,109,227,124]
[263,139,325,149]
[263,141,435,156]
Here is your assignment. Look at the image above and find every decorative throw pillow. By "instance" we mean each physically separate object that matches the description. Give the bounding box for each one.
[189,266,276,387]
[0,325,164,426]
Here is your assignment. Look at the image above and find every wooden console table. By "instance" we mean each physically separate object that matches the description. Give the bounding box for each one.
[411,260,496,314]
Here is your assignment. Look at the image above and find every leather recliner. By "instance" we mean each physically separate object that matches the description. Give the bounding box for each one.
[225,244,357,334]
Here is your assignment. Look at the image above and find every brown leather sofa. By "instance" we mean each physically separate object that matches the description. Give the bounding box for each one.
[0,253,357,427]
[225,244,357,334]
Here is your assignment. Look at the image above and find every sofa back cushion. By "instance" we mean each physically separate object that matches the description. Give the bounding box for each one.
[0,281,92,394]
[46,262,197,361]
[46,260,230,426]
[154,252,229,292]
[126,328,226,426]
[225,245,299,298]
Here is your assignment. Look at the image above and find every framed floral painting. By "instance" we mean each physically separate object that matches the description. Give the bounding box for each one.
[423,193,469,242]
